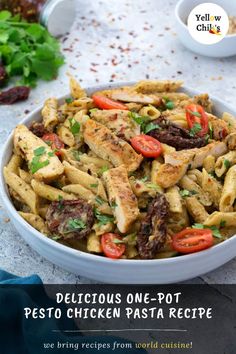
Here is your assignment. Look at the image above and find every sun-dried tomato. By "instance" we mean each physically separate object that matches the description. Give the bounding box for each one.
[0,86,30,105]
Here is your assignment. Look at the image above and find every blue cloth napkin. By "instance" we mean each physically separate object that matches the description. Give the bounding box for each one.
[0,270,146,354]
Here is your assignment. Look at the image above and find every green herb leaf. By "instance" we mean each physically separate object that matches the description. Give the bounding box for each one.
[111,200,118,208]
[0,13,64,87]
[140,176,148,182]
[95,196,105,205]
[65,97,73,104]
[0,11,12,21]
[72,150,81,161]
[89,108,98,113]
[99,165,109,174]
[187,109,201,118]
[34,146,46,156]
[90,183,98,188]
[146,182,159,190]
[180,189,197,198]
[128,111,150,132]
[113,238,126,244]
[65,218,86,233]
[30,157,50,174]
[220,220,226,228]
[48,151,55,157]
[143,122,160,134]
[224,159,231,168]
[95,209,114,225]
[52,235,61,241]
[192,223,222,239]
[208,123,213,139]
[69,118,80,135]
[189,123,202,137]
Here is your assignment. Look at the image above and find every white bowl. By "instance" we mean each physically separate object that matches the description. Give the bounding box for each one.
[175,0,236,58]
[1,82,236,284]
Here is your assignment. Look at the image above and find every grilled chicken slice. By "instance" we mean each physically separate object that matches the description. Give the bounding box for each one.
[14,125,64,182]
[156,141,227,188]
[83,119,143,172]
[103,165,139,233]
[90,109,140,140]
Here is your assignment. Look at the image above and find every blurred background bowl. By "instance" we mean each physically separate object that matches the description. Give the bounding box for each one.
[175,0,236,58]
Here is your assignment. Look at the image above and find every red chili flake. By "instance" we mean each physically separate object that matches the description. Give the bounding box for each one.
[111,58,119,66]
[0,86,30,105]
[111,74,116,79]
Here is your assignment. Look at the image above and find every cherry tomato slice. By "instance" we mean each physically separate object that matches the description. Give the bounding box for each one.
[130,134,162,158]
[92,94,128,110]
[42,133,64,156]
[101,233,126,259]
[186,104,208,137]
[172,228,213,254]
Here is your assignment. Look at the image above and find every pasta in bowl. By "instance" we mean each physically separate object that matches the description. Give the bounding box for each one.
[1,78,236,283]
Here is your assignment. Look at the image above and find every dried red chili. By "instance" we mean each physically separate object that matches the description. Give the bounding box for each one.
[0,0,46,22]
[0,86,30,105]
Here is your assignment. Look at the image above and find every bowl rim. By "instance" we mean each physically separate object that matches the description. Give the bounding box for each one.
[175,0,236,38]
[1,81,236,267]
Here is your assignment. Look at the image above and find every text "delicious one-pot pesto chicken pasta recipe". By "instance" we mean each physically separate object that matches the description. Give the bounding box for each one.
[4,78,236,260]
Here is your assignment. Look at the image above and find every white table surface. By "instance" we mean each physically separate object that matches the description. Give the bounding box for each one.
[0,0,236,283]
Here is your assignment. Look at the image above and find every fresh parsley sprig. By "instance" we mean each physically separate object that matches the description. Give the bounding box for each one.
[0,10,64,88]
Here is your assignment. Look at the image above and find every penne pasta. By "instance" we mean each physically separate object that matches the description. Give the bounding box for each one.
[4,167,38,214]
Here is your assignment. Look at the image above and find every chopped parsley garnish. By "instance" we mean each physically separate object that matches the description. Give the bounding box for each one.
[90,183,98,188]
[30,146,50,174]
[144,122,161,134]
[128,111,150,131]
[95,209,114,225]
[111,200,118,208]
[146,182,159,190]
[65,218,86,233]
[99,165,109,174]
[186,109,201,118]
[89,108,98,113]
[220,220,226,228]
[48,151,55,157]
[140,176,148,182]
[34,146,46,156]
[65,97,73,104]
[69,118,80,135]
[208,123,213,139]
[58,195,64,210]
[72,150,81,161]
[30,156,49,174]
[113,238,126,244]
[224,159,231,168]
[189,123,202,137]
[95,196,105,205]
[52,235,61,241]
[180,189,197,198]
[192,223,222,239]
